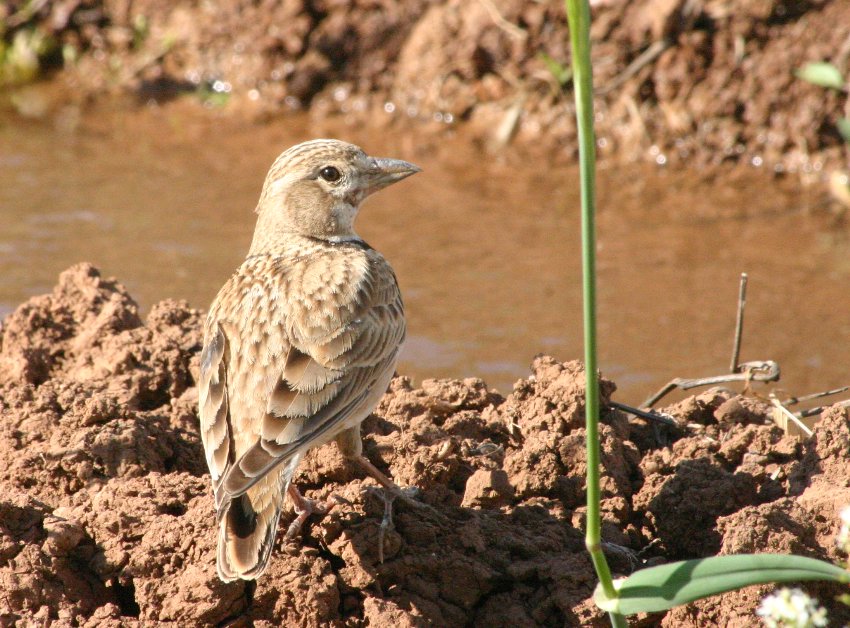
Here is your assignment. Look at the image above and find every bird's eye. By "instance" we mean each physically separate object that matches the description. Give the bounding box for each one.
[319,166,341,182]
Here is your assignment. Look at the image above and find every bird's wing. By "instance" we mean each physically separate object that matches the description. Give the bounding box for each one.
[199,321,231,485]
[207,250,405,508]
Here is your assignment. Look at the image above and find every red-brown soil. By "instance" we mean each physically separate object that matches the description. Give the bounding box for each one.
[1,264,849,626]
[4,0,850,174]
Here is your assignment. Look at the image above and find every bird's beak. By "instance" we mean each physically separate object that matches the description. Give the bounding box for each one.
[364,157,421,194]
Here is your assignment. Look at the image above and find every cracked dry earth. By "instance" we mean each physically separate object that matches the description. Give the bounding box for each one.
[1,264,849,626]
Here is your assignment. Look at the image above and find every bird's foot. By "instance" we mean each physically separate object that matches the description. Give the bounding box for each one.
[351,455,449,525]
[284,484,346,542]
[364,486,397,564]
[352,455,428,509]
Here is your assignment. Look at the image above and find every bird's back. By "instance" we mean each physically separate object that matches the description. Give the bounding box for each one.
[198,236,405,580]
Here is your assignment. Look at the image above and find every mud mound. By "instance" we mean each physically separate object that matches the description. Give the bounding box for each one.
[1,265,849,626]
[0,264,205,506]
[6,0,850,173]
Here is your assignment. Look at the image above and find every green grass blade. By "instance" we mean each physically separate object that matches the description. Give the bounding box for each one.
[564,1,627,626]
[594,554,850,615]
[837,117,850,144]
[795,61,845,90]
[538,51,573,86]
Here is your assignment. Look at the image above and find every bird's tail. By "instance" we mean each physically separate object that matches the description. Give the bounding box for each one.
[215,456,300,582]
[216,493,281,582]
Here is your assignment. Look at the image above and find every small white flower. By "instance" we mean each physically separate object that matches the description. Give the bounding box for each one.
[757,587,828,628]
[836,505,850,554]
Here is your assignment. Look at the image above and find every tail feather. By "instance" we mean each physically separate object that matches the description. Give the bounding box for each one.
[215,455,301,582]
[216,494,282,582]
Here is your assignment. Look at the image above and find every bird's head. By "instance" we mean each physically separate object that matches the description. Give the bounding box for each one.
[251,139,420,250]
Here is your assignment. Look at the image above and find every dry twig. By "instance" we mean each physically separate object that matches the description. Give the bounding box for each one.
[608,400,677,427]
[476,0,526,40]
[730,273,748,373]
[642,360,781,408]
[598,39,671,95]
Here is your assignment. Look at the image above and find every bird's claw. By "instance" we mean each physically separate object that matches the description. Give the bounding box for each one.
[364,486,398,564]
[284,487,342,542]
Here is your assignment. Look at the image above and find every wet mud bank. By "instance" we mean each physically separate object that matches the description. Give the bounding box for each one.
[1,264,849,626]
[4,0,850,174]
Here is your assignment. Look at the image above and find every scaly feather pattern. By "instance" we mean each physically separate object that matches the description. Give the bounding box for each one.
[198,139,417,581]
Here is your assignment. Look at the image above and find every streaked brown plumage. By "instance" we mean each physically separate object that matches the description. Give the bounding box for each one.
[199,139,419,582]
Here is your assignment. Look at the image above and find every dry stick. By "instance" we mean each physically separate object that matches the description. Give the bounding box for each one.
[781,385,850,407]
[798,398,850,419]
[769,396,814,437]
[642,360,781,408]
[476,0,527,40]
[609,400,677,427]
[598,0,702,95]
[598,39,671,95]
[730,273,748,373]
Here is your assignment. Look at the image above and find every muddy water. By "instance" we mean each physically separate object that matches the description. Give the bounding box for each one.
[2,100,849,404]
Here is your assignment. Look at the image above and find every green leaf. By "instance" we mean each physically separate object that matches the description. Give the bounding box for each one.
[538,52,573,87]
[837,118,850,144]
[796,62,845,90]
[594,554,849,615]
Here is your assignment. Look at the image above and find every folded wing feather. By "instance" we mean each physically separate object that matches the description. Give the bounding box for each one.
[202,250,405,516]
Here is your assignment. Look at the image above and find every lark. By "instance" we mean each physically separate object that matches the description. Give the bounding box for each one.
[199,139,420,582]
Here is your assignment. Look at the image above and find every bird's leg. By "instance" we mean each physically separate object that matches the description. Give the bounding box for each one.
[335,426,425,510]
[350,454,422,504]
[364,486,396,564]
[283,483,340,541]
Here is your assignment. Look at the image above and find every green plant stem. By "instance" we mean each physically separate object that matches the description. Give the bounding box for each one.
[564,1,627,626]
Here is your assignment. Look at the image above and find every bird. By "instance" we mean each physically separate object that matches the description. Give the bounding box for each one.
[198,139,420,582]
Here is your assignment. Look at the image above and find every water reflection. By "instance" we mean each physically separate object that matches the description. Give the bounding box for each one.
[1,101,848,404]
